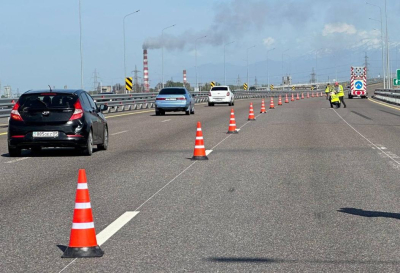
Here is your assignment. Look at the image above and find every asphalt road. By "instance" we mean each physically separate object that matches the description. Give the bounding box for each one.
[1,94,400,272]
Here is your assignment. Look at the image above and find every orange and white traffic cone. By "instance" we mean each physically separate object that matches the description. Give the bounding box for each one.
[320,92,323,97]
[260,99,266,113]
[192,122,208,160]
[278,95,282,106]
[62,170,104,258]
[301,93,304,99]
[291,93,295,101]
[285,94,289,103]
[248,102,256,121]
[296,93,300,100]
[316,92,319,97]
[307,92,310,98]
[269,97,275,109]
[227,109,238,134]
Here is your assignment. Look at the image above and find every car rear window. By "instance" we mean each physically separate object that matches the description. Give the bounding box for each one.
[159,89,186,95]
[18,93,78,110]
[211,87,228,91]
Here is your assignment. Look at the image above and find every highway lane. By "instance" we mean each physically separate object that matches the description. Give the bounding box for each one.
[2,96,400,272]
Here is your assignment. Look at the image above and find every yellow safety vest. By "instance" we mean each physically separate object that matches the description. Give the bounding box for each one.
[325,86,330,93]
[331,93,340,103]
[337,85,344,97]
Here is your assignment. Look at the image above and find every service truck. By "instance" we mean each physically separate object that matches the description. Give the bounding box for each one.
[349,66,367,99]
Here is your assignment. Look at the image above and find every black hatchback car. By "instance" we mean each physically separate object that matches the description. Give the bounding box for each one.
[8,89,108,156]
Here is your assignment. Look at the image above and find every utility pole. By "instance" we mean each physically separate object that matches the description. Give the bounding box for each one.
[310,68,316,84]
[254,76,258,88]
[364,52,370,80]
[133,65,141,92]
[92,69,99,93]
[236,74,241,90]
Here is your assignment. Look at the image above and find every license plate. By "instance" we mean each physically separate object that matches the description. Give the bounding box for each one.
[33,131,59,138]
[165,98,176,101]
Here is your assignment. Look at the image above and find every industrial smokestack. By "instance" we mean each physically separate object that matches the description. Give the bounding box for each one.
[143,49,149,92]
[183,70,187,85]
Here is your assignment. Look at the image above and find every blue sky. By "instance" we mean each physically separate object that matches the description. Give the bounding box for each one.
[0,0,399,93]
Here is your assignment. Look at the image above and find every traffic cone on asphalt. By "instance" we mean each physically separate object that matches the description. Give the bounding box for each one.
[285,94,289,103]
[278,95,282,106]
[248,103,256,121]
[269,97,275,109]
[291,93,295,101]
[62,170,104,258]
[307,92,310,98]
[301,93,304,99]
[320,92,323,97]
[316,92,319,97]
[227,109,238,134]
[312,92,315,97]
[296,93,300,100]
[260,99,267,113]
[192,122,208,160]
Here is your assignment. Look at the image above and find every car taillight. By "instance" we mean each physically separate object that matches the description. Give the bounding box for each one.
[10,102,23,121]
[226,92,230,96]
[208,92,212,96]
[69,100,84,121]
[156,98,166,100]
[177,97,186,100]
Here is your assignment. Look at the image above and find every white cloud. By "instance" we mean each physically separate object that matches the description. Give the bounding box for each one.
[263,37,275,47]
[322,23,357,36]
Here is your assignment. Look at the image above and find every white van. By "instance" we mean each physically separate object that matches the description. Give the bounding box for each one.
[208,86,234,106]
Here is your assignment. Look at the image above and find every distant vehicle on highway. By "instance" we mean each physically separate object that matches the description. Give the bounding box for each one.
[8,89,109,157]
[155,87,195,115]
[208,86,234,106]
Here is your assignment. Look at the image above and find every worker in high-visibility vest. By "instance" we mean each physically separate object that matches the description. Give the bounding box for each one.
[335,82,346,108]
[325,83,331,100]
[330,91,341,108]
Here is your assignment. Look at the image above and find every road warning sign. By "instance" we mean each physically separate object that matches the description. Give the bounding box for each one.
[270,84,274,90]
[210,81,216,87]
[125,77,133,92]
[243,83,248,90]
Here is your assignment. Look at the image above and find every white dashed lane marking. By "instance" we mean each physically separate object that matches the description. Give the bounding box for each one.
[5,157,29,164]
[111,130,128,136]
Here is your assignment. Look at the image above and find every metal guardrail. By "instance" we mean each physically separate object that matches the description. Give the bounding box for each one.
[0,89,323,118]
[373,89,400,105]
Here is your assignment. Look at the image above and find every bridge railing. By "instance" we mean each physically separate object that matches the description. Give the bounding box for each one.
[373,89,400,105]
[0,89,323,118]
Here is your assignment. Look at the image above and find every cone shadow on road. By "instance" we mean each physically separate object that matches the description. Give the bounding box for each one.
[337,207,400,220]
[205,257,400,265]
[57,245,68,253]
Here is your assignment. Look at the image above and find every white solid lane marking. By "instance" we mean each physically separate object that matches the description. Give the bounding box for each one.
[381,147,387,150]
[161,119,171,122]
[206,150,213,156]
[333,110,400,165]
[5,157,29,164]
[111,130,128,136]
[236,129,241,132]
[96,211,139,246]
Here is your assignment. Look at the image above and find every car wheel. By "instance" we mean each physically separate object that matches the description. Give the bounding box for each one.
[160,110,165,115]
[31,146,42,155]
[190,105,195,114]
[97,127,108,150]
[208,102,214,106]
[8,145,21,157]
[155,109,160,116]
[232,101,235,106]
[82,130,93,156]
[228,101,233,106]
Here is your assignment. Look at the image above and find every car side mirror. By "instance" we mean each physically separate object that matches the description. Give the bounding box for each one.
[98,104,108,112]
